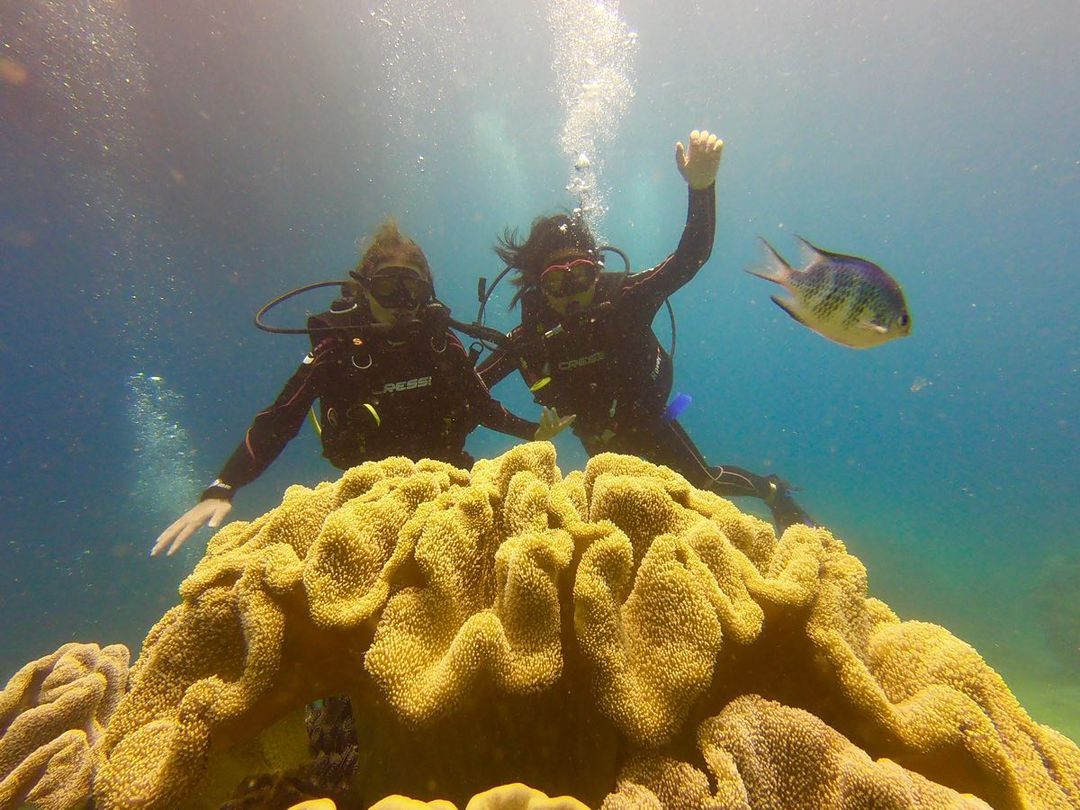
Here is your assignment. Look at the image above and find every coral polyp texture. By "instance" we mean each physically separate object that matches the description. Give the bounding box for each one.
[0,642,129,810]
[2,444,1078,809]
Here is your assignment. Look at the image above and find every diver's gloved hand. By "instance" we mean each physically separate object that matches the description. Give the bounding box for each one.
[675,129,724,190]
[533,406,576,442]
[764,474,816,533]
[151,498,233,557]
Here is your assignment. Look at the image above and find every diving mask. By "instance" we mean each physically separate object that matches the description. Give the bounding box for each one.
[539,258,600,297]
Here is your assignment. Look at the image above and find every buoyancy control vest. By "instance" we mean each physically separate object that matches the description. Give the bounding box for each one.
[304,300,479,469]
[515,273,673,435]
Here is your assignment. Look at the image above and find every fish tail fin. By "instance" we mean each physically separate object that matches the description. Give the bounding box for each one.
[746,238,794,285]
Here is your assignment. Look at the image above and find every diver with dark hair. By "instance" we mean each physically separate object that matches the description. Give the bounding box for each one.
[152,218,573,557]
[477,130,814,532]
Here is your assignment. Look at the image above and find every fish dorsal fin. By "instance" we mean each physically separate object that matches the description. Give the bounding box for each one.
[795,235,830,264]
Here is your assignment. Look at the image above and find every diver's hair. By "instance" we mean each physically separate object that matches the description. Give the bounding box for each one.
[495,212,598,308]
[348,218,433,296]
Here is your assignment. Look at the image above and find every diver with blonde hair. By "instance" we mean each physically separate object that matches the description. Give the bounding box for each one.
[153,219,572,557]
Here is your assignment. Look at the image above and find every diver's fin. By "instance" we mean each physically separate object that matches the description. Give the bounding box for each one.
[746,238,794,285]
[770,294,811,327]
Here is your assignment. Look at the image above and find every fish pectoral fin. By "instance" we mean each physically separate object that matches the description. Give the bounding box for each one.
[770,295,811,327]
[857,319,888,334]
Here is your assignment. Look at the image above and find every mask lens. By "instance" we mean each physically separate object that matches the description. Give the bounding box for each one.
[400,278,430,299]
[368,277,399,298]
[366,273,431,307]
[540,270,566,296]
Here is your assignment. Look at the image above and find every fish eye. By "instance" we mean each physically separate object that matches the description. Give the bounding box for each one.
[899,313,910,326]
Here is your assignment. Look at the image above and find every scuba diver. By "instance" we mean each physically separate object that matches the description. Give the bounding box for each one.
[152,218,574,557]
[476,130,814,532]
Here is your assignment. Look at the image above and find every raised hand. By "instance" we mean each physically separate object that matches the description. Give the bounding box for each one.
[533,406,576,441]
[675,129,724,190]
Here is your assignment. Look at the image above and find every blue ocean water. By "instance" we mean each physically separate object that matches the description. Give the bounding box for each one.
[0,0,1077,745]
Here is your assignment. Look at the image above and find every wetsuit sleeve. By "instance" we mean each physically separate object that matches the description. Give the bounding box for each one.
[200,341,332,501]
[479,395,538,440]
[451,333,538,440]
[621,183,716,307]
[476,326,525,389]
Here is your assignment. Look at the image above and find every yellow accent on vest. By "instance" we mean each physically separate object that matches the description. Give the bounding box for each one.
[764,479,778,505]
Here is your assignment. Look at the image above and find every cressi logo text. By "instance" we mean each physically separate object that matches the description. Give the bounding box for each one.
[380,376,433,394]
[558,351,605,371]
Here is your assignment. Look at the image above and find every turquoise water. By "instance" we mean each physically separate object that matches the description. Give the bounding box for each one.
[1,0,1077,742]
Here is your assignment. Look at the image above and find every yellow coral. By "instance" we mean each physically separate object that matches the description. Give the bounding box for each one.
[22,442,1069,809]
[367,783,588,810]
[368,796,454,810]
[464,782,590,809]
[0,642,129,810]
[605,695,993,809]
[704,695,998,809]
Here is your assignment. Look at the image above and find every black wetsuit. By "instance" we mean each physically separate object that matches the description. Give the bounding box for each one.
[201,306,535,502]
[478,185,810,529]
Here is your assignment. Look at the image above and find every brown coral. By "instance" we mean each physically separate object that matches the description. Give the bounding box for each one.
[7,443,1076,808]
[0,642,129,810]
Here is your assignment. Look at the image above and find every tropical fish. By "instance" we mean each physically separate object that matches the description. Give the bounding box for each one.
[748,237,912,349]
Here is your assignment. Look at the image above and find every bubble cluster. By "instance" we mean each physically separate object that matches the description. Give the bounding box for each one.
[11,0,147,154]
[547,0,638,233]
[126,373,198,522]
[10,2,195,500]
[363,0,471,138]
[7,0,184,354]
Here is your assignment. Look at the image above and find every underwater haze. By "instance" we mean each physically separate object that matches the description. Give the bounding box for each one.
[1,0,1078,742]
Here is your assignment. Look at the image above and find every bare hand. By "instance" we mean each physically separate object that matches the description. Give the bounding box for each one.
[151,498,232,557]
[675,129,723,190]
[533,406,576,441]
